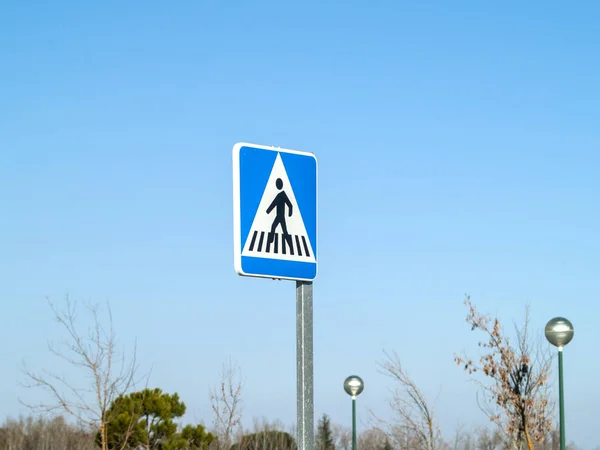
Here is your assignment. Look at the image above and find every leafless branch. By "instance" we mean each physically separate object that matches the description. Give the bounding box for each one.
[210,357,244,450]
[19,295,144,450]
[371,350,442,450]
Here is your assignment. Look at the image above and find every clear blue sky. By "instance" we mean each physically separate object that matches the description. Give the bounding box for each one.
[1,0,599,447]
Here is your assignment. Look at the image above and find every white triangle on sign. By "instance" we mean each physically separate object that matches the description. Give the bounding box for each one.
[242,153,316,263]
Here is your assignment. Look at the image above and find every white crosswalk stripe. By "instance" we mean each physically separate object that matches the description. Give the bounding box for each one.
[246,231,312,258]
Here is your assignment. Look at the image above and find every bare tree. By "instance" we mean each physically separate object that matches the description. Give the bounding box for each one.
[357,426,391,450]
[231,417,295,450]
[209,357,244,450]
[372,350,442,450]
[0,414,98,450]
[332,423,351,450]
[449,422,472,450]
[454,296,554,450]
[20,296,141,450]
[472,425,506,450]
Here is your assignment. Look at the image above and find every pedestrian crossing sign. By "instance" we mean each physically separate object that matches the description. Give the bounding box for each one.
[233,142,318,281]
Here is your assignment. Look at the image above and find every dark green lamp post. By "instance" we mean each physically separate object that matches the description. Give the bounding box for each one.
[545,317,574,450]
[344,375,364,450]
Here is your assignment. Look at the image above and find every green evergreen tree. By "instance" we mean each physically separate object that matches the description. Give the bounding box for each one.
[382,437,393,450]
[99,387,214,449]
[180,424,216,450]
[315,414,335,450]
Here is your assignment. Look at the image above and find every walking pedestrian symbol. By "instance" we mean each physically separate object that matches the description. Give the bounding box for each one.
[267,178,292,236]
[241,153,315,263]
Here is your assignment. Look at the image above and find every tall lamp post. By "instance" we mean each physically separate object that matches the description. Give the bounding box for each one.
[344,375,364,450]
[545,317,574,450]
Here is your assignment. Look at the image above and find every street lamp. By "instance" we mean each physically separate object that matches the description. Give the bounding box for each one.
[545,317,574,450]
[344,375,364,450]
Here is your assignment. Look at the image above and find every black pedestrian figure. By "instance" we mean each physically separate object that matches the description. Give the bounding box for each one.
[266,178,294,253]
[267,178,293,233]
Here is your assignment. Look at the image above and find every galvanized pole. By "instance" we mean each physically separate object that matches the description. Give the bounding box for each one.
[296,281,314,450]
[352,396,357,450]
[558,347,565,450]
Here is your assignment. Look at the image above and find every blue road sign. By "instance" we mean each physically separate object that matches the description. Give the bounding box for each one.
[233,142,318,281]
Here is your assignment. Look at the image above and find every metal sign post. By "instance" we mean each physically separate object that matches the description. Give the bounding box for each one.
[233,143,318,450]
[296,281,314,450]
